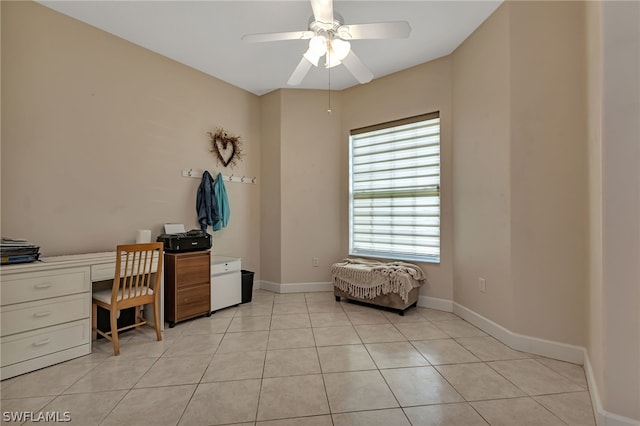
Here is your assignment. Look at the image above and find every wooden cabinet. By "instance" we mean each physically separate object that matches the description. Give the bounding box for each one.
[164,251,211,327]
[0,266,92,380]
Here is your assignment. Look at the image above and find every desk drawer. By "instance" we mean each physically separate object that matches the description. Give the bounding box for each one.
[0,294,89,337]
[211,260,241,275]
[0,319,90,367]
[0,268,90,306]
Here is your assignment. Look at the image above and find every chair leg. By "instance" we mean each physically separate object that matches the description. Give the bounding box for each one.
[91,303,98,341]
[110,308,120,356]
[153,302,162,342]
[135,306,141,323]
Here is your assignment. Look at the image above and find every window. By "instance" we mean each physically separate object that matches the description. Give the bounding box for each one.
[349,112,440,263]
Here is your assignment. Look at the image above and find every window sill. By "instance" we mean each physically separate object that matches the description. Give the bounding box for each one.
[348,252,440,265]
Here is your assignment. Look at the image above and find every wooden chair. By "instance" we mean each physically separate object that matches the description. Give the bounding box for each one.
[92,242,163,355]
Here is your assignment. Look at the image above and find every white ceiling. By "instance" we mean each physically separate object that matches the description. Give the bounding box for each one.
[39,1,502,96]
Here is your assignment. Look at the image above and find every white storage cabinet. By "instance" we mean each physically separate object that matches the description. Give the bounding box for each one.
[210,256,241,312]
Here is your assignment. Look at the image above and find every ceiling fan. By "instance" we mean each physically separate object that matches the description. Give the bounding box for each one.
[241,0,411,86]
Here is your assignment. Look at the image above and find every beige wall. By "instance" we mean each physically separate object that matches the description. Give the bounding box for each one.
[598,1,640,419]
[452,1,589,347]
[508,1,588,345]
[259,89,344,285]
[341,57,454,301]
[451,5,514,329]
[585,0,605,401]
[454,1,639,420]
[1,2,261,275]
[259,90,282,283]
[279,89,343,284]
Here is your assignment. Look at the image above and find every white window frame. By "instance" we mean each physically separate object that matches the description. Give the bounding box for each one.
[349,112,441,263]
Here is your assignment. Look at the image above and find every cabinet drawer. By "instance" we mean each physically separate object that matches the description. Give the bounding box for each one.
[0,268,90,306]
[0,294,89,337]
[211,260,241,275]
[176,256,210,288]
[211,271,241,311]
[177,284,210,320]
[1,319,90,367]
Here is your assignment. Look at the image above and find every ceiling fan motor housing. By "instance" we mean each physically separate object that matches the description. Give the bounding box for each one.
[308,13,346,39]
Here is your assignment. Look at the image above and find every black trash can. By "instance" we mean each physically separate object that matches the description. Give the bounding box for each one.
[241,270,255,304]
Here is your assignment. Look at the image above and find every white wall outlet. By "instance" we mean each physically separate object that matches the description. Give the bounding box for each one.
[312,257,319,267]
[479,277,486,293]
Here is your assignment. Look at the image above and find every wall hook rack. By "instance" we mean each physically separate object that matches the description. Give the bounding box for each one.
[181,169,256,185]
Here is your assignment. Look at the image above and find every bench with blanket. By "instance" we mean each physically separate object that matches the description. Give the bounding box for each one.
[331,258,426,315]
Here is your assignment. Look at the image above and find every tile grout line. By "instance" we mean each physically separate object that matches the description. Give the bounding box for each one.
[306,294,336,425]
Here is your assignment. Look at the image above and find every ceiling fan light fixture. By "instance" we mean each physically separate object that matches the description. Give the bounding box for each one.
[325,38,349,68]
[330,38,350,60]
[309,35,327,56]
[303,35,328,66]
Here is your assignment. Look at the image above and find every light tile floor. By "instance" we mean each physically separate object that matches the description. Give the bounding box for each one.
[1,290,596,426]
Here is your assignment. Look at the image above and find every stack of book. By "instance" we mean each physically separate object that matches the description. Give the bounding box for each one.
[1,238,41,265]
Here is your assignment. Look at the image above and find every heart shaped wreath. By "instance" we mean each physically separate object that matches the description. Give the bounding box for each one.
[208,128,243,168]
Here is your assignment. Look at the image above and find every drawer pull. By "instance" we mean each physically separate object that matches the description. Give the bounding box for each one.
[34,311,53,318]
[32,338,51,347]
[34,282,53,289]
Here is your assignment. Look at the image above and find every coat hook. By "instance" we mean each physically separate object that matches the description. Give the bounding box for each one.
[252,177,256,184]
[188,169,193,177]
[241,176,245,182]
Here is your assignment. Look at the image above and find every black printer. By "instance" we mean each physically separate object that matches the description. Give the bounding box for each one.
[157,230,212,253]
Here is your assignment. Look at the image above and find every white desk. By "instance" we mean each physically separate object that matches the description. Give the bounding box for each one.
[0,252,163,380]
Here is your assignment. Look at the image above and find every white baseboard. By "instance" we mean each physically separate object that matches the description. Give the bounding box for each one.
[417,295,454,311]
[255,280,332,294]
[452,302,584,364]
[584,353,640,426]
[584,353,607,426]
[256,280,278,293]
[417,296,583,363]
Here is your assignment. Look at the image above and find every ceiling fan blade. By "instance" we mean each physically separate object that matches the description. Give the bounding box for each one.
[242,31,314,43]
[341,50,374,84]
[287,57,313,86]
[338,21,411,40]
[310,0,333,23]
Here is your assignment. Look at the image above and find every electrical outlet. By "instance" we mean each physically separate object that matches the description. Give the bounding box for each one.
[312,257,319,267]
[479,277,486,293]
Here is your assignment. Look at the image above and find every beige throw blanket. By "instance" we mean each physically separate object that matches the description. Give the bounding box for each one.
[331,258,426,303]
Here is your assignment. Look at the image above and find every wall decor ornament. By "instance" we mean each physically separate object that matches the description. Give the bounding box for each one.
[208,128,243,168]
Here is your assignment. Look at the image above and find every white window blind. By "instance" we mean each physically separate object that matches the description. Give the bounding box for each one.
[349,112,440,262]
